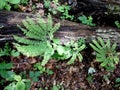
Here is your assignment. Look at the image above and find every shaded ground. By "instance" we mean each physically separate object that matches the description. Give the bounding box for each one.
[0,0,120,90]
[0,47,120,90]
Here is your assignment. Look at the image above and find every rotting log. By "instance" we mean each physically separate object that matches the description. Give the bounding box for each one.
[0,11,120,47]
[73,0,120,14]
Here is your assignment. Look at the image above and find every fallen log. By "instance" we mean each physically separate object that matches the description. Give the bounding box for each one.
[73,0,120,14]
[0,11,120,47]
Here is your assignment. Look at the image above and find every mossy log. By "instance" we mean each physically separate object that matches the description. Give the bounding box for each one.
[0,11,120,47]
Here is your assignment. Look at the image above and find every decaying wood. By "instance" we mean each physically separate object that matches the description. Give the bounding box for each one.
[76,0,120,14]
[0,11,120,47]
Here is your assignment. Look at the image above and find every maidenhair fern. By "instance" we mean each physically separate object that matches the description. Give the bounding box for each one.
[90,37,119,71]
[13,14,60,66]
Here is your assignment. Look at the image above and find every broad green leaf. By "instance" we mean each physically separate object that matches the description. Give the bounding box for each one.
[5,4,11,11]
[0,0,6,9]
[78,15,87,23]
[4,82,16,90]
[16,81,25,90]
[116,78,120,83]
[53,38,60,44]
[56,45,65,55]
[52,85,59,90]
[29,71,34,77]
[11,50,20,57]
[14,75,21,81]
[0,62,13,69]
[8,0,20,4]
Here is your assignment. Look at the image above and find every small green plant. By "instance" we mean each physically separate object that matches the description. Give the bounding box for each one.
[14,14,85,66]
[20,0,28,5]
[51,83,64,90]
[53,38,86,64]
[86,74,94,84]
[44,0,59,15]
[0,43,20,57]
[90,37,119,71]
[115,21,120,28]
[0,0,20,10]
[0,62,13,79]
[86,67,96,84]
[29,71,41,82]
[13,14,60,66]
[4,75,31,90]
[115,78,120,87]
[78,15,96,26]
[103,74,111,84]
[57,5,74,20]
[43,0,74,20]
[34,62,53,75]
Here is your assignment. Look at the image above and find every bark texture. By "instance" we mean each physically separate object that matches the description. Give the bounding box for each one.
[0,11,120,47]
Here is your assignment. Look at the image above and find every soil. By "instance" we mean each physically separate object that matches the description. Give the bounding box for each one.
[1,47,120,90]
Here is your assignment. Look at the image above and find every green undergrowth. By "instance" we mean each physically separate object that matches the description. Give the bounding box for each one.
[0,12,119,89]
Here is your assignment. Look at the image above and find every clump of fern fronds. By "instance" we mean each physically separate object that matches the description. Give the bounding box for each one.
[13,14,60,66]
[52,38,86,65]
[90,37,119,71]
[13,14,85,66]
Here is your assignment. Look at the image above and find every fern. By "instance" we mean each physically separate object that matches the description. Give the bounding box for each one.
[13,14,85,65]
[13,14,60,66]
[90,37,119,71]
[52,38,86,65]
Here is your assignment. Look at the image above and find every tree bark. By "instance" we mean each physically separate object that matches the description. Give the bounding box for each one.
[0,11,120,47]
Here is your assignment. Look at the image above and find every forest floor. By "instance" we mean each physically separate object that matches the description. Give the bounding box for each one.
[1,0,120,90]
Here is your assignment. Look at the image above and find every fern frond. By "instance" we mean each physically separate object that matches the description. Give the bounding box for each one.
[47,14,53,30]
[78,53,83,62]
[49,23,60,39]
[37,17,47,31]
[111,43,117,51]
[89,43,101,53]
[98,37,105,47]
[106,39,111,50]
[92,39,102,49]
[67,53,77,65]
[14,36,44,45]
[14,14,61,66]
[25,30,46,40]
[21,18,47,40]
[78,44,86,51]
[14,43,47,57]
[90,37,119,71]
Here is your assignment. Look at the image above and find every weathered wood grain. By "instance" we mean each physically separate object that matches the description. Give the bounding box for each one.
[0,11,120,47]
